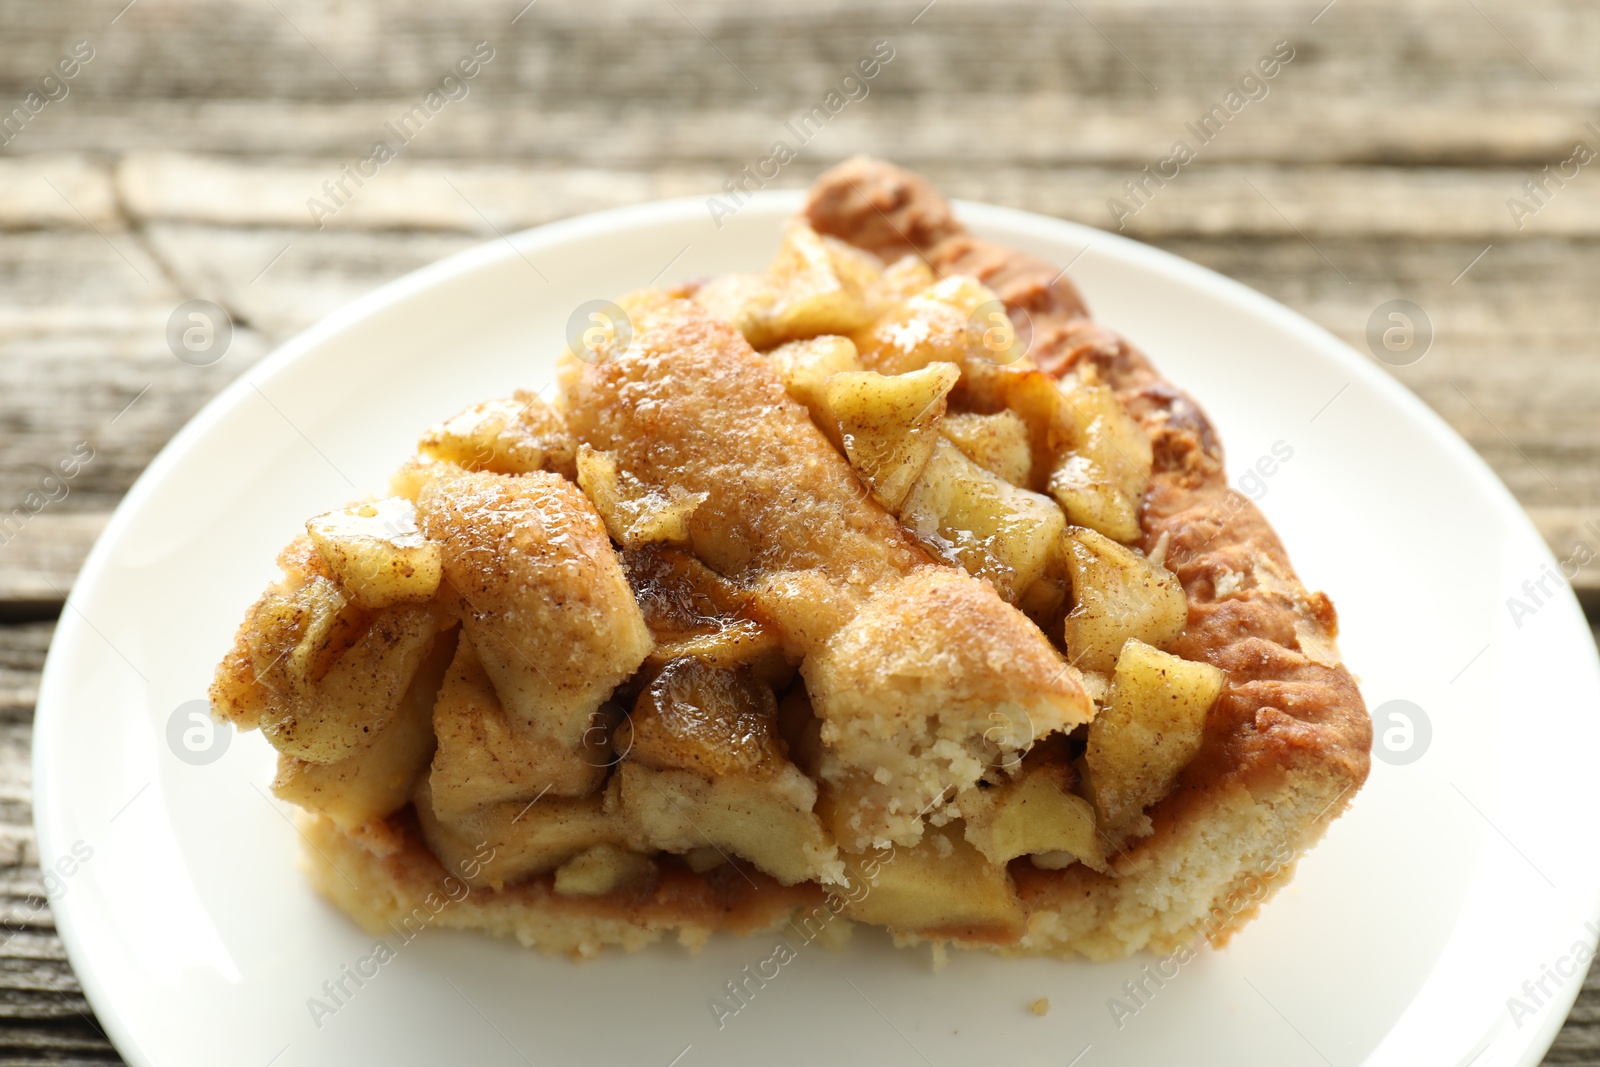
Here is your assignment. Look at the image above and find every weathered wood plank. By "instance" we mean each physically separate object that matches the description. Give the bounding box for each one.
[0,0,1588,100]
[0,624,49,725]
[0,227,175,330]
[140,223,477,341]
[115,155,728,233]
[0,0,1594,166]
[0,621,119,1059]
[11,98,1600,169]
[107,155,1600,239]
[1157,236,1600,509]
[0,158,116,230]
[3,0,1574,106]
[915,163,1600,241]
[0,327,272,519]
[1551,961,1600,1064]
[0,517,107,615]
[0,1019,121,1065]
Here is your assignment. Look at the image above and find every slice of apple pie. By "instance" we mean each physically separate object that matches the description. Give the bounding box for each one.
[210,158,1370,961]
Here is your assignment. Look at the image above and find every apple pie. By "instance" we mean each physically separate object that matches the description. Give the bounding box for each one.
[210,158,1370,962]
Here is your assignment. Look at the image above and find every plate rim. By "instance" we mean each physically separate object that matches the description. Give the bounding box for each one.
[33,188,1600,1067]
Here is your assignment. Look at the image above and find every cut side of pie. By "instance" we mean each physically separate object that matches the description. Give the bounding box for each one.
[210,159,1371,962]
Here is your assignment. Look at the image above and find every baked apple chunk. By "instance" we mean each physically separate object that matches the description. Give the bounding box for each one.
[271,626,455,829]
[417,389,577,479]
[830,822,1026,941]
[212,158,1368,964]
[414,775,625,891]
[210,535,452,767]
[426,635,609,821]
[1085,638,1226,842]
[960,759,1105,872]
[616,659,842,886]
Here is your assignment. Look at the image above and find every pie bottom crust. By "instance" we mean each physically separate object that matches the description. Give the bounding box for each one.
[303,763,1343,962]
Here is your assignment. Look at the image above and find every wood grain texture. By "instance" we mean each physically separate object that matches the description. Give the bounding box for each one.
[1,0,1597,1061]
[113,153,1600,238]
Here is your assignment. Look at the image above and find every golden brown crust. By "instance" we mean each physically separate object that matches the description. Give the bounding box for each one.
[799,156,965,265]
[803,156,1091,326]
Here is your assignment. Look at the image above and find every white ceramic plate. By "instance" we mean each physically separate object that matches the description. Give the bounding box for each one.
[35,191,1600,1067]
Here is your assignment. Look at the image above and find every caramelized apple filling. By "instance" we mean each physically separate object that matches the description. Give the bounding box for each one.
[212,218,1231,944]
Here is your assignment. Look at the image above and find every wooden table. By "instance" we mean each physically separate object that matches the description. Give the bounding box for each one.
[1,0,1597,1061]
